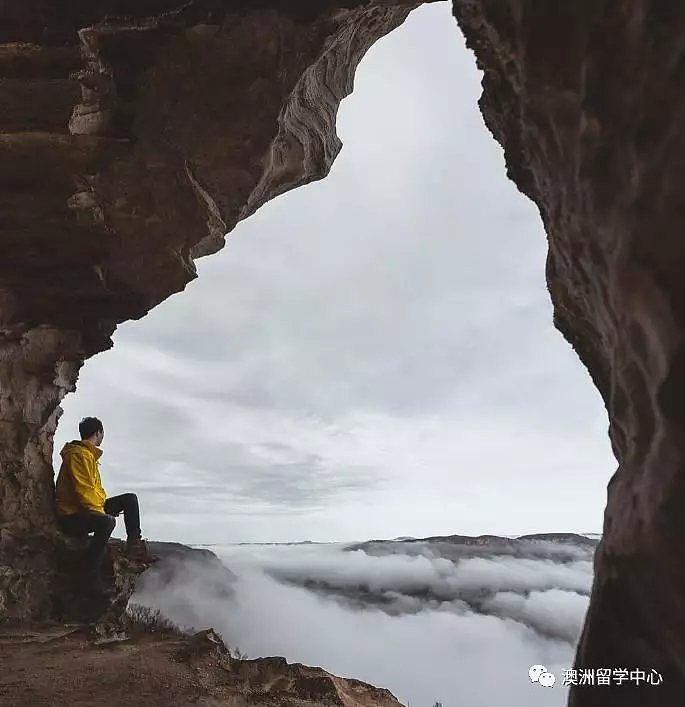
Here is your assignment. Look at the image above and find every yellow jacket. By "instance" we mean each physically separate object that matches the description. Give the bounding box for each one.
[55,440,107,515]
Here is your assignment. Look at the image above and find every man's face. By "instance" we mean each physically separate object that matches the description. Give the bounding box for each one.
[95,429,105,446]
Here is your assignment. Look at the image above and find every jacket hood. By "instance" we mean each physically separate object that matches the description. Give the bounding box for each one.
[60,440,103,460]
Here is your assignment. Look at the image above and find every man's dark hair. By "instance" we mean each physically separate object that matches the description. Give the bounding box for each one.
[79,417,103,440]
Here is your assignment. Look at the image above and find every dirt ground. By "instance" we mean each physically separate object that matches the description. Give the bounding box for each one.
[0,623,403,707]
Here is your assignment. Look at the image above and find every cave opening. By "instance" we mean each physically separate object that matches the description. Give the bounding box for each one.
[10,0,675,704]
[55,2,613,546]
[46,8,614,704]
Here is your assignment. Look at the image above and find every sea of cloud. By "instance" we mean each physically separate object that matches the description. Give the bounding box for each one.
[132,537,595,706]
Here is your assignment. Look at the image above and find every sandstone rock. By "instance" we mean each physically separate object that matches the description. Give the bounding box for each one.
[2,1,684,705]
[0,4,425,702]
[453,1,685,704]
[0,0,424,621]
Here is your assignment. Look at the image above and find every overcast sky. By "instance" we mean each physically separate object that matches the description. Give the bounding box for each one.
[55,2,615,544]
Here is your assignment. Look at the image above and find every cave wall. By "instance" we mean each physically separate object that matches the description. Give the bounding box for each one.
[0,0,424,620]
[0,327,86,617]
[454,1,685,704]
[2,1,684,705]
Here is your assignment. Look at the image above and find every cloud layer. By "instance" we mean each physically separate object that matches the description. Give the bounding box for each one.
[133,536,594,706]
[259,537,594,643]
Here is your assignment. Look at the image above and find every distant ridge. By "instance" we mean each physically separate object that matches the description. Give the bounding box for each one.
[195,533,601,547]
[347,532,600,551]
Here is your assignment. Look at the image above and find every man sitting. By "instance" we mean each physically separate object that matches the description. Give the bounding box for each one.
[55,416,153,577]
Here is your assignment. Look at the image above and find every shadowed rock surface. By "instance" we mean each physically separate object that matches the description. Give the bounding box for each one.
[1,3,427,702]
[454,2,685,704]
[2,1,685,705]
[0,0,425,621]
[52,538,233,629]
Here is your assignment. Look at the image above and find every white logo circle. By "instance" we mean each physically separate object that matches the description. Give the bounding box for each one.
[529,665,546,683]
[529,665,555,687]
[539,671,556,687]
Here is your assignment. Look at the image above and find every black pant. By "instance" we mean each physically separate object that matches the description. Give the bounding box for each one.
[104,493,142,540]
[58,493,142,569]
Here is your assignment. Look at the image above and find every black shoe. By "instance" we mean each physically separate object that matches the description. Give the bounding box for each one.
[125,537,158,563]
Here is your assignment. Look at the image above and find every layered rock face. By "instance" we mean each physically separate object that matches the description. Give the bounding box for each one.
[454,1,685,704]
[0,0,423,619]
